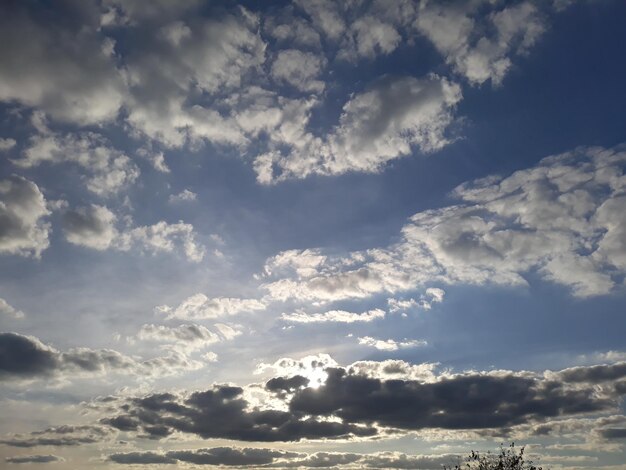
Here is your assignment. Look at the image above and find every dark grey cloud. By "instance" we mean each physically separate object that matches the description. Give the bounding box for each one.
[0,332,200,381]
[598,428,626,440]
[108,451,175,465]
[0,333,58,378]
[287,367,613,431]
[1,425,113,448]
[103,385,375,442]
[101,361,626,443]
[107,448,460,468]
[5,455,61,464]
[558,362,626,384]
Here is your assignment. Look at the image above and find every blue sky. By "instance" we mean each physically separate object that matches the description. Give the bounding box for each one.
[1,0,626,468]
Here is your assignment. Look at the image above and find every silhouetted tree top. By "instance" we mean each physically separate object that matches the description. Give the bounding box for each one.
[444,443,544,470]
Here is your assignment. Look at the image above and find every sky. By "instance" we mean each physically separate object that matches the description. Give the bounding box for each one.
[0,0,626,468]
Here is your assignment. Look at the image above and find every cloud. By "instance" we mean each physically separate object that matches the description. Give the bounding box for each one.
[358,336,427,351]
[294,0,346,41]
[100,358,626,443]
[168,189,197,204]
[5,455,62,464]
[122,9,265,148]
[134,323,240,352]
[271,49,326,93]
[415,1,546,85]
[339,16,402,61]
[0,176,50,258]
[15,129,140,196]
[281,308,385,323]
[107,448,459,468]
[262,145,626,300]
[388,288,446,313]
[156,294,266,320]
[255,75,462,183]
[1,425,114,448]
[0,138,16,151]
[62,205,118,250]
[103,385,376,441]
[136,148,170,173]
[0,332,202,382]
[0,298,25,319]
[62,205,205,262]
[0,2,125,124]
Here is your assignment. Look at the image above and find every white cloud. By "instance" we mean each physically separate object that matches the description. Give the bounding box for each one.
[0,3,125,124]
[358,336,427,351]
[339,16,402,61]
[264,14,321,49]
[156,294,266,320]
[415,1,546,85]
[281,308,385,323]
[169,189,198,204]
[294,0,346,41]
[388,288,446,313]
[15,130,139,196]
[0,176,50,258]
[262,145,626,300]
[255,75,462,183]
[62,205,205,262]
[0,298,25,319]
[123,11,266,148]
[120,221,206,262]
[271,49,326,93]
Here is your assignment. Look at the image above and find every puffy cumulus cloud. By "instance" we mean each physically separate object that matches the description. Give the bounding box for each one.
[62,205,118,250]
[0,332,201,382]
[5,455,63,464]
[358,336,427,351]
[264,10,322,49]
[294,0,347,41]
[156,294,266,320]
[0,176,50,258]
[339,16,402,61]
[0,2,125,124]
[62,205,205,262]
[122,9,266,148]
[415,0,546,85]
[100,358,626,443]
[0,298,25,319]
[281,308,385,323]
[271,49,326,93]
[0,425,114,448]
[255,75,462,183]
[262,145,626,301]
[15,130,139,196]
